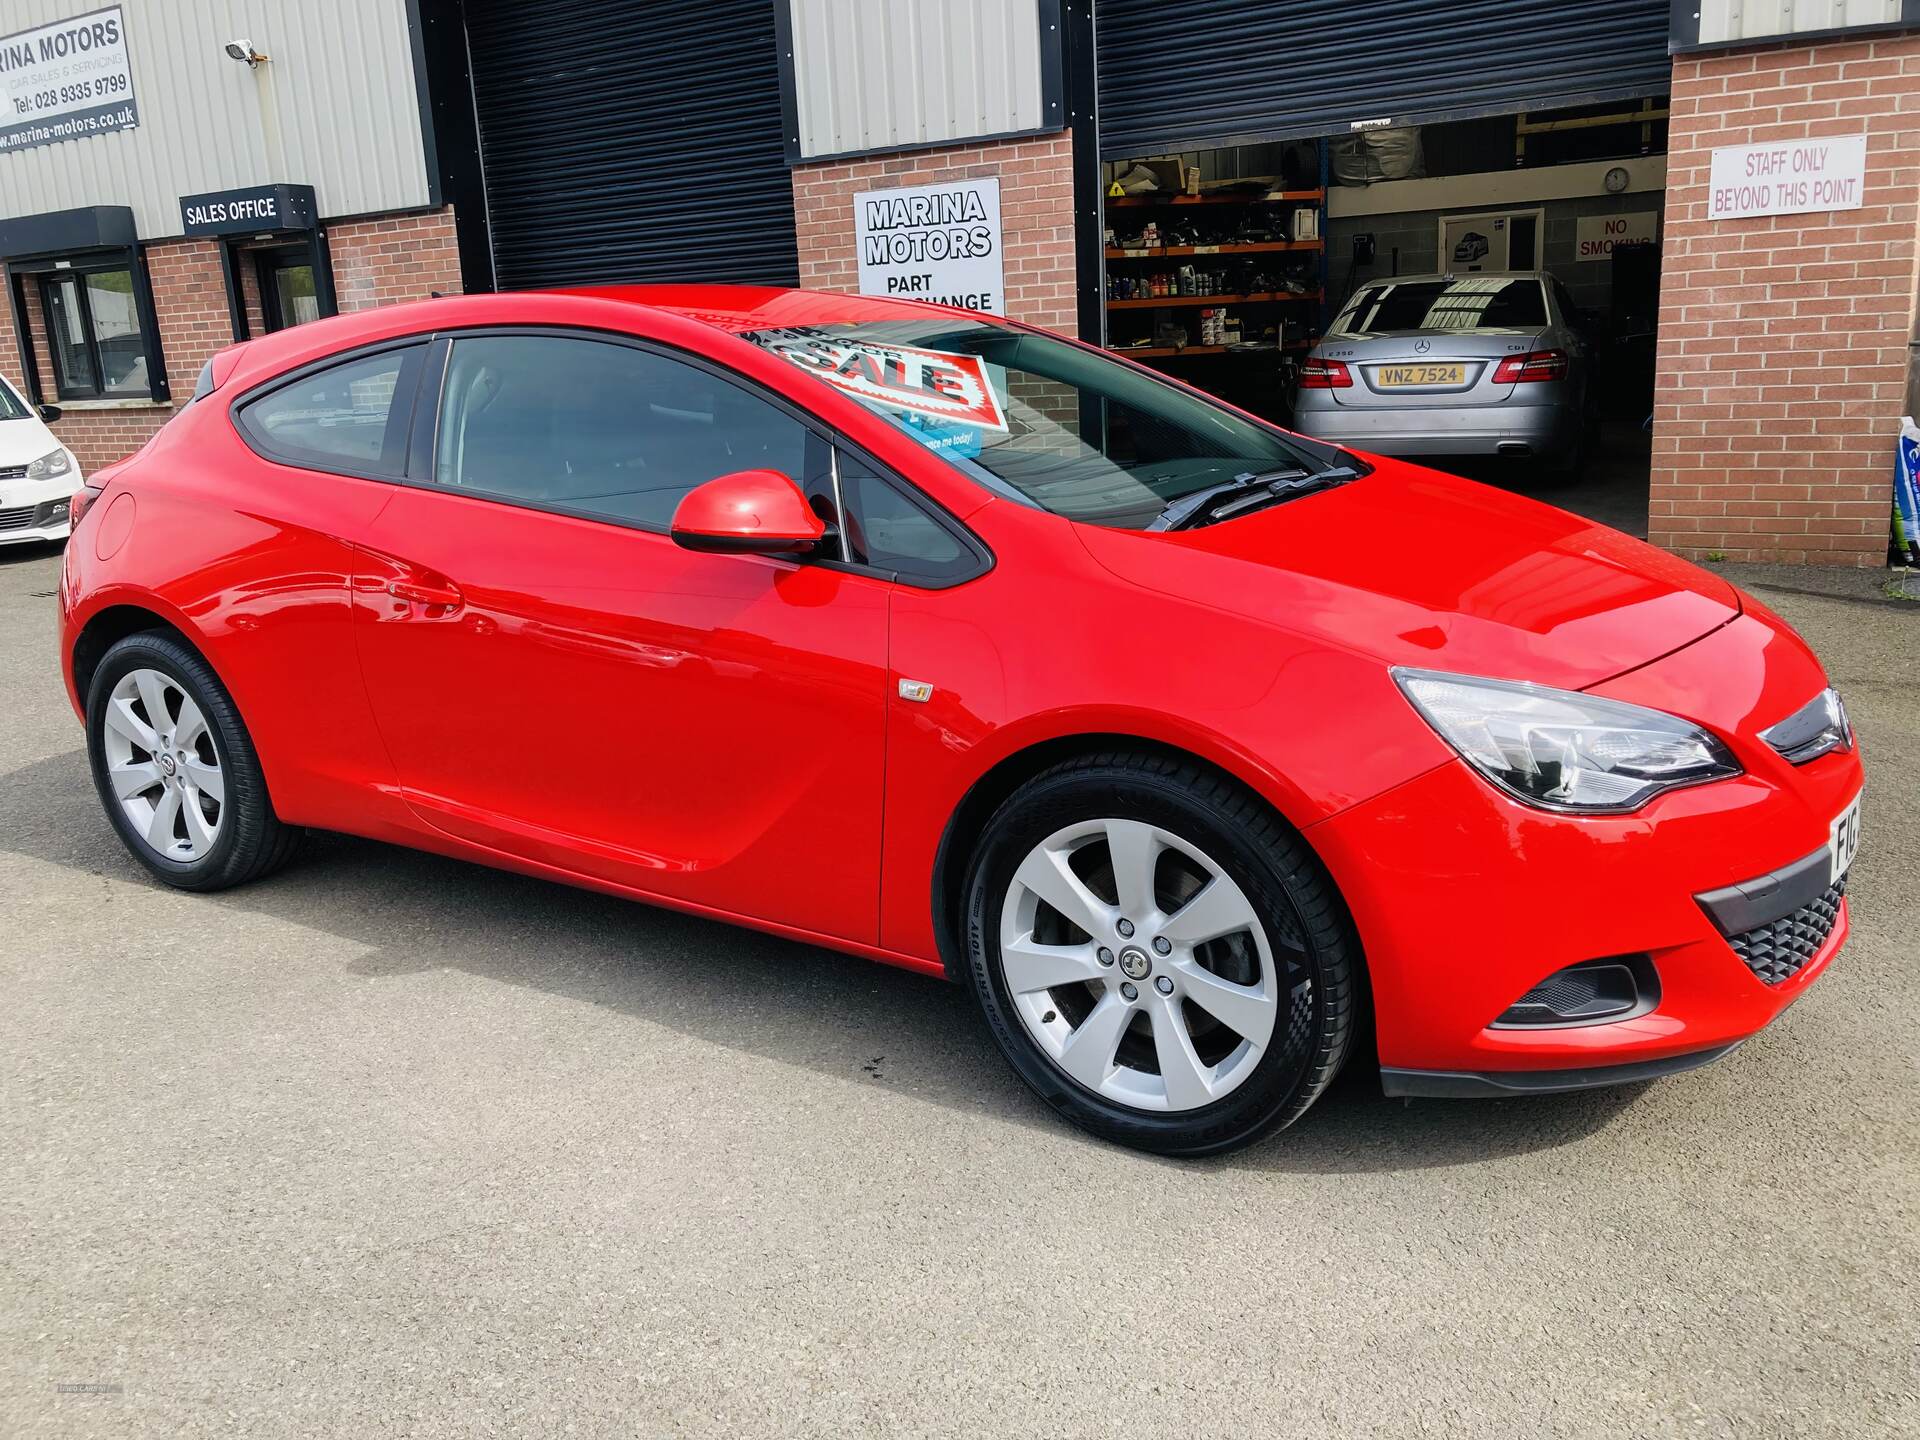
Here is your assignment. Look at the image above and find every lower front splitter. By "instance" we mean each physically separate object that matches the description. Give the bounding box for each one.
[1380,1042,1742,1099]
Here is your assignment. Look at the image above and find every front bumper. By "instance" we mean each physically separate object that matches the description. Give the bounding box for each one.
[1309,611,1863,1084]
[1292,399,1577,457]
[0,494,75,547]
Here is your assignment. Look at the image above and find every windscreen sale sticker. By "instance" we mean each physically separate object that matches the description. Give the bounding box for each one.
[758,332,1009,432]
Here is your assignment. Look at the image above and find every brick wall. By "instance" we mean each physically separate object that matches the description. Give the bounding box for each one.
[328,207,463,312]
[792,132,1078,335]
[1650,35,1920,566]
[2,207,464,477]
[3,237,232,475]
[146,237,237,398]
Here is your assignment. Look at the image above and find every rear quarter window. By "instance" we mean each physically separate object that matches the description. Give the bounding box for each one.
[235,345,425,479]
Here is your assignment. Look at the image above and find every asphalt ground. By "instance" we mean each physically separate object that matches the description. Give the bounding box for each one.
[2,539,1914,1438]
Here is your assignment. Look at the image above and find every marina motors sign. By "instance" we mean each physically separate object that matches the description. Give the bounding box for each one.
[0,6,138,155]
[1708,135,1867,221]
[854,177,1005,315]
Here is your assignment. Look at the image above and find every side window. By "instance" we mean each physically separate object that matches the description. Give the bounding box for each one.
[432,334,810,530]
[837,452,978,584]
[237,345,423,477]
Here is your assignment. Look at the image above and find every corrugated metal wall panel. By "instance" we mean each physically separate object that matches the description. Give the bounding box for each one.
[789,0,1048,159]
[1695,0,1899,45]
[1097,0,1672,157]
[0,0,431,236]
[464,0,796,289]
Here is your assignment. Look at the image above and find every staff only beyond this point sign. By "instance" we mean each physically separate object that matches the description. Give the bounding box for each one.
[854,177,1005,315]
[1708,135,1867,221]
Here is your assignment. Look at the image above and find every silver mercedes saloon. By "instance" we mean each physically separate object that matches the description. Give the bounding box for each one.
[1292,272,1592,474]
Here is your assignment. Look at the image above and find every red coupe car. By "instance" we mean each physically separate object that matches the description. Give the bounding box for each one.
[58,287,1863,1155]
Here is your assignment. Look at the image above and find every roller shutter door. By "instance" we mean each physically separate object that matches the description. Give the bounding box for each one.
[1097,0,1671,157]
[464,0,798,289]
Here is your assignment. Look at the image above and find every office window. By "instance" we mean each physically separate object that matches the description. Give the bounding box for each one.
[39,265,150,399]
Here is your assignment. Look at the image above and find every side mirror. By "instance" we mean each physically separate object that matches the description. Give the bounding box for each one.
[38,403,61,423]
[670,469,826,556]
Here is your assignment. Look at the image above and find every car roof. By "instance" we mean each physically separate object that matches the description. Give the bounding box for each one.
[210,285,1021,407]
[547,284,1010,334]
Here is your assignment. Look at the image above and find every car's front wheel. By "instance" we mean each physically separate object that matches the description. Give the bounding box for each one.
[85,631,301,891]
[962,752,1360,1155]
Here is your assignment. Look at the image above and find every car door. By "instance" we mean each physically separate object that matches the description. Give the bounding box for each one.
[218,341,433,827]
[348,330,891,945]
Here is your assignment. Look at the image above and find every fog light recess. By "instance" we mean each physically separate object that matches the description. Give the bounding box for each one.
[1491,955,1658,1029]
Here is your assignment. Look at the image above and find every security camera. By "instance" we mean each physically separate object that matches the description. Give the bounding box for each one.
[223,39,267,65]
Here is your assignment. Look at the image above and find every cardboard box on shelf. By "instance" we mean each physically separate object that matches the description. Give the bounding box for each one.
[1110,158,1186,195]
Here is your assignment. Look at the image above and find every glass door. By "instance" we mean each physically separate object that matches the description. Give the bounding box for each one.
[255,248,321,331]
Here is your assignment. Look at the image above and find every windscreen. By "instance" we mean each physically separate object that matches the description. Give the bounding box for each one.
[1334,278,1547,334]
[0,378,28,421]
[741,319,1336,530]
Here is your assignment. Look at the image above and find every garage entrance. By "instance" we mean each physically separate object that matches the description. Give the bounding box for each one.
[458,0,798,291]
[1094,0,1673,536]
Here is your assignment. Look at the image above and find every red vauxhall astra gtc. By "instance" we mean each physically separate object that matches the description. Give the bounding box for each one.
[59,288,1863,1155]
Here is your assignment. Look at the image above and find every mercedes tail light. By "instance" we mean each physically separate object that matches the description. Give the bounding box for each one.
[1492,350,1569,384]
[1299,357,1352,389]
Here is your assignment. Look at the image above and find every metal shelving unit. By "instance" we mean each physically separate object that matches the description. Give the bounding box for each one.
[1101,145,1331,368]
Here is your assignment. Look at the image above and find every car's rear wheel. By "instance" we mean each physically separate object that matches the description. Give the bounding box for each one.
[962,751,1360,1155]
[86,632,301,891]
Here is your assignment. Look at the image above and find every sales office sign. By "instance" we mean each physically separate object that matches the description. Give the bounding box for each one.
[0,6,138,155]
[855,177,1006,315]
[181,184,318,237]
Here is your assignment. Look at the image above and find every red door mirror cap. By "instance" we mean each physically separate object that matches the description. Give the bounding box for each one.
[670,468,827,556]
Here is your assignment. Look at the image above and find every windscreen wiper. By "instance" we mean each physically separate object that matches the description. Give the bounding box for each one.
[1149,462,1362,532]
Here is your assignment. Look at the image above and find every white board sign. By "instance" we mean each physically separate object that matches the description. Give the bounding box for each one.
[0,6,138,155]
[854,177,1005,315]
[1575,212,1659,259]
[1708,135,1867,221]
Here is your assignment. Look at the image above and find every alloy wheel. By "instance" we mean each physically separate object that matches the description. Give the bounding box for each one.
[997,817,1302,1113]
[101,667,226,862]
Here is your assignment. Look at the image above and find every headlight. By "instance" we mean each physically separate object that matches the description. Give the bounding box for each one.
[25,448,72,481]
[1393,668,1741,814]
[1758,687,1850,765]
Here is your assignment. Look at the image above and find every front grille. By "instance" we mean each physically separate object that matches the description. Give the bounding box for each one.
[1728,880,1845,985]
[0,463,26,481]
[0,503,37,531]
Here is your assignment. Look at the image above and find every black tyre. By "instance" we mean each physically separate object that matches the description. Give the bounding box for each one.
[962,750,1361,1156]
[85,631,301,891]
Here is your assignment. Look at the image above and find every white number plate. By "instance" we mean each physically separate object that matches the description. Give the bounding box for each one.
[1828,791,1863,885]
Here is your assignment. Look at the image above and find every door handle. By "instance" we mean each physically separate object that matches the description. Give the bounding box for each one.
[387,577,464,610]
